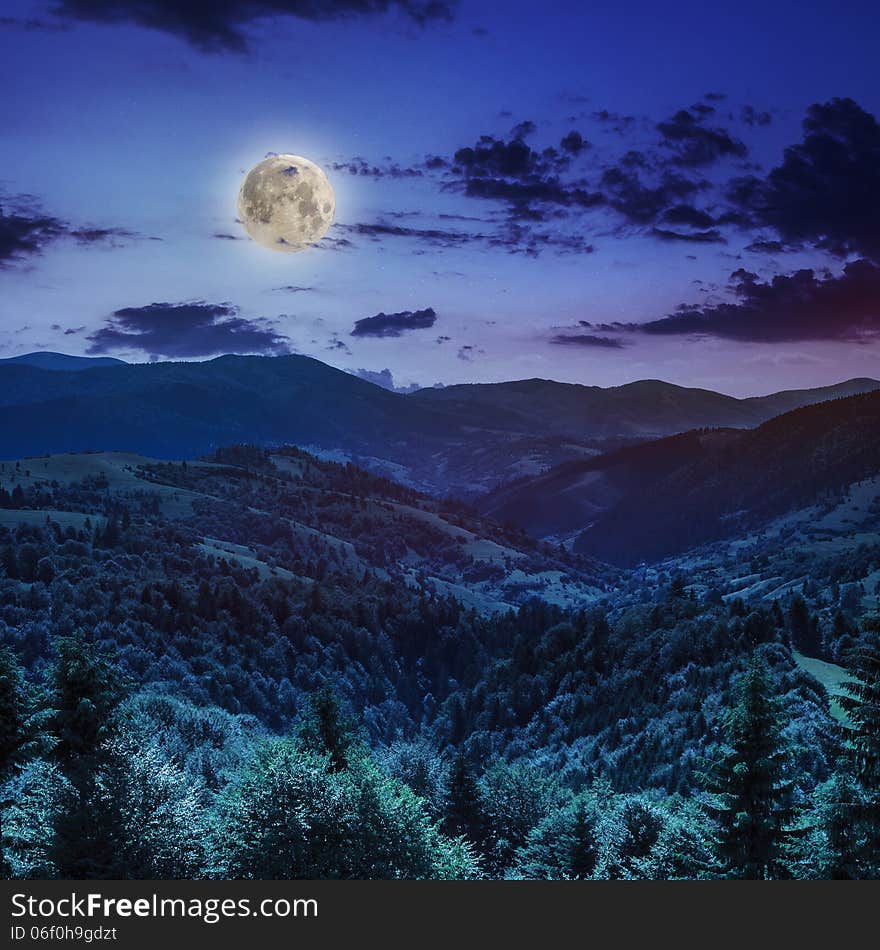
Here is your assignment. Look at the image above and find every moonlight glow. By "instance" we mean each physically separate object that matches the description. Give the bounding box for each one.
[237,154,335,253]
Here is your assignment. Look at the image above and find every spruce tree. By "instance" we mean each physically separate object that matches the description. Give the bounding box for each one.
[0,647,28,877]
[788,595,820,655]
[300,685,351,772]
[445,751,486,848]
[837,617,880,875]
[48,637,127,879]
[0,646,52,877]
[705,657,795,879]
[0,647,28,782]
[514,794,599,879]
[804,771,865,879]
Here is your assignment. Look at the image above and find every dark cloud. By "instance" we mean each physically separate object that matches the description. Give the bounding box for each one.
[0,205,66,266]
[453,134,560,180]
[744,239,787,254]
[560,130,589,154]
[436,212,488,223]
[341,218,593,257]
[549,333,625,348]
[364,119,711,250]
[317,235,354,251]
[327,337,351,354]
[350,306,437,338]
[447,133,604,227]
[456,344,485,361]
[592,109,635,131]
[660,204,717,229]
[212,231,242,240]
[486,226,594,257]
[740,105,772,127]
[651,227,725,244]
[510,119,536,140]
[0,196,134,267]
[69,226,137,244]
[599,167,704,225]
[728,98,880,261]
[50,0,455,52]
[656,108,748,167]
[619,149,648,168]
[690,102,715,118]
[349,98,856,257]
[638,259,880,342]
[272,284,315,293]
[330,157,423,179]
[345,101,762,254]
[86,301,291,357]
[341,221,482,249]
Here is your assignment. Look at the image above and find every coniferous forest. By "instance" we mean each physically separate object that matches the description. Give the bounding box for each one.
[1,438,878,880]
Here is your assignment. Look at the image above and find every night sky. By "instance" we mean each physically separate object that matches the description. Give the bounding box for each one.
[2,0,879,395]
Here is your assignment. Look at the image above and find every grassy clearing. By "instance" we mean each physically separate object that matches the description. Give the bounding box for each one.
[793,650,853,725]
[0,452,207,517]
[197,538,303,583]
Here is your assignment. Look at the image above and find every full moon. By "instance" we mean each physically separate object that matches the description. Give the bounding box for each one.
[237,154,335,253]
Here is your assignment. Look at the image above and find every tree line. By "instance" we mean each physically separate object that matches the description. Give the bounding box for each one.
[2,619,878,879]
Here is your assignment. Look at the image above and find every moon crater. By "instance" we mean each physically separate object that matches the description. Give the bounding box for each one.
[237,154,335,253]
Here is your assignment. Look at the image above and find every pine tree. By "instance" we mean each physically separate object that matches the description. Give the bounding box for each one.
[1,546,18,580]
[802,771,865,879]
[1,647,29,877]
[788,594,820,655]
[445,751,485,848]
[48,637,127,878]
[567,796,600,877]
[51,637,126,763]
[0,647,28,783]
[837,617,880,875]
[299,685,351,772]
[514,794,599,879]
[0,646,52,875]
[591,613,611,673]
[704,657,796,879]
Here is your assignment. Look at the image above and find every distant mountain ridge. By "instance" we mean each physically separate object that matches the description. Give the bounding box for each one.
[410,375,880,438]
[483,389,880,565]
[0,351,127,372]
[0,352,876,495]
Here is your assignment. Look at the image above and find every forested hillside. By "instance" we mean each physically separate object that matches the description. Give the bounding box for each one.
[2,443,878,879]
[483,390,880,564]
[576,390,880,564]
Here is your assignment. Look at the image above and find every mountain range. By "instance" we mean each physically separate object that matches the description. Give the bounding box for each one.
[1,352,876,497]
[483,389,880,565]
[0,351,127,372]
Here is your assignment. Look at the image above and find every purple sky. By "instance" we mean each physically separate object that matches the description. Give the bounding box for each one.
[1,0,879,395]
